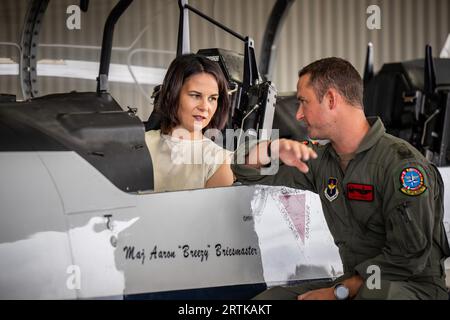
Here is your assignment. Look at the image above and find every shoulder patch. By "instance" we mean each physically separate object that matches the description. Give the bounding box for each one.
[399,167,427,196]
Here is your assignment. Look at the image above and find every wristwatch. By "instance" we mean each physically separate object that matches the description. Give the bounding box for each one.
[333,283,350,300]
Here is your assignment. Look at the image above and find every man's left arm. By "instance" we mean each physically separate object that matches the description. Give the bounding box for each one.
[353,160,441,282]
[299,159,441,300]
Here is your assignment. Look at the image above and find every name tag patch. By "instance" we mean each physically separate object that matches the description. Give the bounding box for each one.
[347,183,374,201]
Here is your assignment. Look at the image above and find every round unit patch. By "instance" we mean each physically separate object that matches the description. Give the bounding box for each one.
[399,167,427,196]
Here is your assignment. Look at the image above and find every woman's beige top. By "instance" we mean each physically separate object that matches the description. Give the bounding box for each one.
[145,130,232,192]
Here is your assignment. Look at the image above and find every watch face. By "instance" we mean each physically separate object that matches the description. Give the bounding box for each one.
[335,284,349,300]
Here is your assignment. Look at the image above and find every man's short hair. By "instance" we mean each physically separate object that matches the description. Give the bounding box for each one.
[298,57,363,107]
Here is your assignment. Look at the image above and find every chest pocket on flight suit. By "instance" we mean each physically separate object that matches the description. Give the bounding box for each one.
[345,181,383,235]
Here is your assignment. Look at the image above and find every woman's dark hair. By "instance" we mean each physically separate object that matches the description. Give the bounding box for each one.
[155,54,230,134]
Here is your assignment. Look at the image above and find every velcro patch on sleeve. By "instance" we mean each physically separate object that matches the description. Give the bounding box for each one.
[399,167,427,196]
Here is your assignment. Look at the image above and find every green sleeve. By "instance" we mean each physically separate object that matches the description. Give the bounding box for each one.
[354,159,443,280]
[231,139,318,192]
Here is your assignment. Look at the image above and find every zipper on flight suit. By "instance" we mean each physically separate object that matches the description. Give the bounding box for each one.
[394,202,427,253]
[398,202,412,223]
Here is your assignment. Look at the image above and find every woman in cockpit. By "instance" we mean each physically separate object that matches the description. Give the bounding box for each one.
[145,54,233,192]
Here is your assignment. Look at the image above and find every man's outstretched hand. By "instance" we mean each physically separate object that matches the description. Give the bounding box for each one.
[271,139,318,173]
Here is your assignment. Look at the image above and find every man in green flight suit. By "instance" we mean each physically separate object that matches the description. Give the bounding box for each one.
[231,57,450,300]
